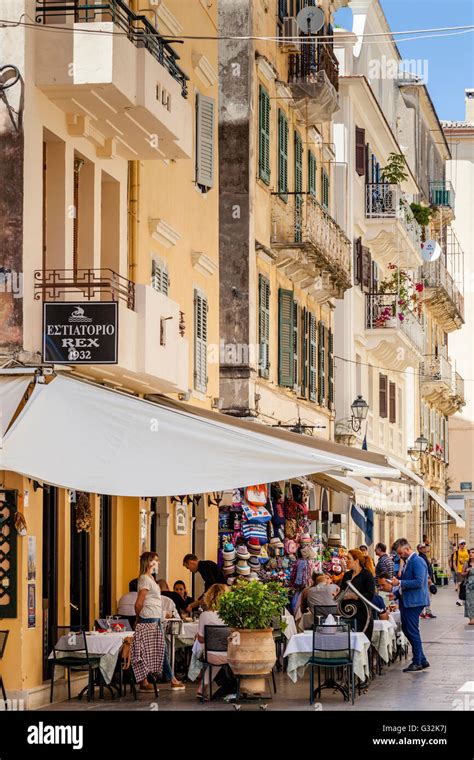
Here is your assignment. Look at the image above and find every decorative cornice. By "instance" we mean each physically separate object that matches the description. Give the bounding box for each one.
[155,1,183,36]
[275,80,293,104]
[191,251,218,277]
[149,218,181,248]
[256,54,278,83]
[192,53,217,89]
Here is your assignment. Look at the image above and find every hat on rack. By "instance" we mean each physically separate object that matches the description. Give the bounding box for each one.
[247,538,261,556]
[222,543,237,561]
[248,556,261,570]
[236,545,250,560]
[236,559,250,575]
[223,564,235,576]
[299,533,312,545]
[223,557,236,567]
[270,537,284,549]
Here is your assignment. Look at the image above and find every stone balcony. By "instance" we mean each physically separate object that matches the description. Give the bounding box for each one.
[35,0,192,160]
[365,292,425,370]
[420,354,465,415]
[365,183,422,268]
[34,268,188,393]
[421,230,465,332]
[287,39,339,123]
[271,194,351,302]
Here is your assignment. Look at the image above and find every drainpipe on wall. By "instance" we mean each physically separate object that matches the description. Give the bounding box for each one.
[127,160,140,282]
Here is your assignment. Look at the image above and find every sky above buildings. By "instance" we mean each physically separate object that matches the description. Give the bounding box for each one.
[335,0,474,121]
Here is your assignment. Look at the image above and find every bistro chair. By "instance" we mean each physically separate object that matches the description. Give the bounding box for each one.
[310,605,339,626]
[202,624,231,701]
[0,630,9,709]
[50,626,101,703]
[308,623,355,706]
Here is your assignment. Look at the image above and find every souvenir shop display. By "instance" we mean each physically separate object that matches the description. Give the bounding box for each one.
[216,481,345,594]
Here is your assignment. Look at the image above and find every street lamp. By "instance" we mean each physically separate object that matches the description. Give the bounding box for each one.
[407,435,429,461]
[350,395,369,432]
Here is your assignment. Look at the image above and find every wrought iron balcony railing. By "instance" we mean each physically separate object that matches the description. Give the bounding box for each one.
[366,292,425,356]
[271,194,351,286]
[35,0,189,97]
[34,268,136,310]
[420,354,453,386]
[365,183,422,250]
[453,371,465,401]
[429,180,455,210]
[288,40,339,91]
[421,255,464,322]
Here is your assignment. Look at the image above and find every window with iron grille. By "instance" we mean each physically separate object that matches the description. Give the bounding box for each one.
[258,274,270,378]
[151,258,169,296]
[194,289,208,393]
[258,85,271,184]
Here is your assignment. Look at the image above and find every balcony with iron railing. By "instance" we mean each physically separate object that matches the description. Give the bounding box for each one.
[364,184,422,268]
[34,268,188,393]
[287,38,339,123]
[421,228,465,331]
[35,0,192,159]
[365,292,425,367]
[271,194,351,299]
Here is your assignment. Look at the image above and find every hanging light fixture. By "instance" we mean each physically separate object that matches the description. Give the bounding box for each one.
[408,435,429,461]
[350,395,369,432]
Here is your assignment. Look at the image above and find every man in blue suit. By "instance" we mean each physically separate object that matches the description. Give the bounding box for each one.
[379,538,430,672]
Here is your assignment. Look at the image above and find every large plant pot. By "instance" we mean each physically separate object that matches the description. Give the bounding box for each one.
[227,628,276,695]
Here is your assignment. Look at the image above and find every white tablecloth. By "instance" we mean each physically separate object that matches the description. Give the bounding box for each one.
[50,631,131,685]
[283,631,371,683]
[372,616,407,663]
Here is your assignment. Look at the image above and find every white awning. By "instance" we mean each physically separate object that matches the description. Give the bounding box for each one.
[0,376,31,437]
[0,375,399,497]
[313,473,412,514]
[427,489,465,528]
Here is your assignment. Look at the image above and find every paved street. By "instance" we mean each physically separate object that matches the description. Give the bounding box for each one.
[41,586,473,713]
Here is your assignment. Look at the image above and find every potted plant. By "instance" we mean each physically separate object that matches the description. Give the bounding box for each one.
[381,153,409,185]
[409,203,436,242]
[377,263,424,323]
[217,580,288,694]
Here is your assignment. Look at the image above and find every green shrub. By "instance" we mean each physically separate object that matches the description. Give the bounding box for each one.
[217,580,288,630]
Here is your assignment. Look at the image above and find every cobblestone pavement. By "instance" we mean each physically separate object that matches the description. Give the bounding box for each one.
[40,586,473,712]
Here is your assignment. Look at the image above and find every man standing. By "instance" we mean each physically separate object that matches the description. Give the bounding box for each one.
[374,542,394,579]
[182,553,225,612]
[379,538,430,673]
[417,544,436,619]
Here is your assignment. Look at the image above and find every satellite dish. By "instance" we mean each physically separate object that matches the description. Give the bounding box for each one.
[421,240,442,263]
[296,6,325,35]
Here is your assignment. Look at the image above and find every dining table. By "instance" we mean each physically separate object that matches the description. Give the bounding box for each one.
[283,629,371,684]
[49,631,132,686]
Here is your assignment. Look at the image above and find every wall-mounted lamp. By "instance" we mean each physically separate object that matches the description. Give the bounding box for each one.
[408,435,429,461]
[350,395,369,432]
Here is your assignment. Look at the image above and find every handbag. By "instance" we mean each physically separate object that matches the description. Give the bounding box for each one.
[459,581,467,601]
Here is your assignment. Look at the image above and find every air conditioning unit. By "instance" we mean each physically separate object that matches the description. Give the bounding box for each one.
[281,17,300,52]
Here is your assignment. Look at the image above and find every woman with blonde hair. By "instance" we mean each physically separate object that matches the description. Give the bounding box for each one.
[131,551,184,691]
[195,583,230,699]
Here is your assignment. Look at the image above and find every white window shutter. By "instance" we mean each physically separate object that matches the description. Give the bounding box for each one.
[196,93,215,190]
[194,289,208,392]
[151,259,169,296]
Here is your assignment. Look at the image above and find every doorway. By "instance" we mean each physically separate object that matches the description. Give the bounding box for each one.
[70,499,90,629]
[42,486,58,680]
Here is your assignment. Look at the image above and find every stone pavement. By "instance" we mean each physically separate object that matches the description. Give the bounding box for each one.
[40,585,473,712]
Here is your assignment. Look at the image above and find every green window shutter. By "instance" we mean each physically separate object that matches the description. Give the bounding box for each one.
[151,258,169,296]
[258,274,270,378]
[196,93,215,190]
[293,300,299,390]
[309,313,317,402]
[317,320,326,405]
[278,110,288,201]
[308,151,317,197]
[294,131,303,243]
[321,167,329,209]
[328,328,334,408]
[259,85,271,184]
[278,288,294,387]
[194,289,208,393]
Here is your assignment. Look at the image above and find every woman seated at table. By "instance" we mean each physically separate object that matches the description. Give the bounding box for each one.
[173,580,194,612]
[300,573,339,630]
[196,583,231,699]
[336,549,376,639]
[131,552,184,691]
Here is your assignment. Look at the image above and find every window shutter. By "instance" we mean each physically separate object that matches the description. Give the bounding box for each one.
[379,374,388,418]
[308,151,317,197]
[278,110,288,201]
[309,314,317,402]
[317,320,326,405]
[258,274,270,378]
[321,168,329,209]
[301,307,308,398]
[293,300,299,389]
[258,85,270,184]
[151,258,169,296]
[278,288,294,387]
[194,289,208,392]
[371,260,379,292]
[196,93,215,190]
[328,328,334,409]
[355,126,366,176]
[354,237,362,286]
[389,381,396,423]
[294,131,303,243]
[361,245,372,293]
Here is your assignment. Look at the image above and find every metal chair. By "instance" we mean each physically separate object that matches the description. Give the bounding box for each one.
[308,623,355,706]
[0,631,9,709]
[202,624,230,701]
[50,626,101,703]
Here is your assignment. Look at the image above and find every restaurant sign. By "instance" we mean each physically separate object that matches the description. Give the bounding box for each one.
[43,302,118,364]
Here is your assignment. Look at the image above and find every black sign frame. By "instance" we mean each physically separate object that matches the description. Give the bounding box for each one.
[42,301,119,364]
